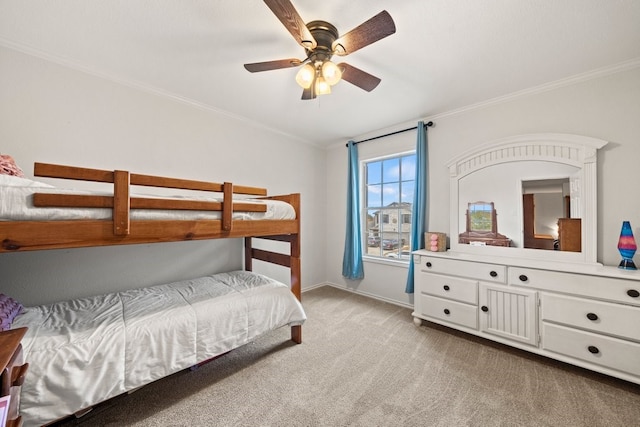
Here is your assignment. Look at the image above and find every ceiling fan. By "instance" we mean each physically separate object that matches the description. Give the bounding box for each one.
[244,0,396,100]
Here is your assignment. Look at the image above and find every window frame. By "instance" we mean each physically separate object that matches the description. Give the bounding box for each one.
[361,150,416,264]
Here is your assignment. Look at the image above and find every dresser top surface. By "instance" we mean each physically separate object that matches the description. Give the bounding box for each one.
[414,250,640,281]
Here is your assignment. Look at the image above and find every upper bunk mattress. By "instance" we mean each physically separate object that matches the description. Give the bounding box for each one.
[0,175,295,221]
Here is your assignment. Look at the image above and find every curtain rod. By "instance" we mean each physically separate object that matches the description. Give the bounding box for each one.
[346,121,433,147]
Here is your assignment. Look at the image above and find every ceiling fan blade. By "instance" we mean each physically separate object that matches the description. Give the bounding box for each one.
[263,0,317,50]
[332,10,396,56]
[301,86,316,100]
[339,63,381,92]
[244,58,302,72]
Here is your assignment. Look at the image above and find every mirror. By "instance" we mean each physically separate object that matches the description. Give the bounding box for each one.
[447,133,607,264]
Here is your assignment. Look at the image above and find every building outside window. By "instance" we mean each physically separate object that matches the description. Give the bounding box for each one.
[364,152,415,260]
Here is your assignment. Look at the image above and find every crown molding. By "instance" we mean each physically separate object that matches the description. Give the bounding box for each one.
[428,57,640,122]
[327,57,640,151]
[2,36,638,151]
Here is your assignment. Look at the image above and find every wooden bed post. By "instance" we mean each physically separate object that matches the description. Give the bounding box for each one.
[289,194,302,344]
[244,237,253,272]
[290,251,302,344]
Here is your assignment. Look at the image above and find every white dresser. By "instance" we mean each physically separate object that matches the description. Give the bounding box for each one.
[412,250,640,385]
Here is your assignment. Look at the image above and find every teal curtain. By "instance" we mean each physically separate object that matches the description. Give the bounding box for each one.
[406,122,428,293]
[342,140,364,280]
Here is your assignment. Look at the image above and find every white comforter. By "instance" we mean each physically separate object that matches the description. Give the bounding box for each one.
[0,174,296,221]
[11,271,306,426]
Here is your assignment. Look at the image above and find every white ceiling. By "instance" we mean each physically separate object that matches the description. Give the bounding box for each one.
[1,0,640,146]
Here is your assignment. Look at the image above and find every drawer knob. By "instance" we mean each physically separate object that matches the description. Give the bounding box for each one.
[489,271,498,278]
[627,289,640,298]
[586,313,599,321]
[444,309,450,315]
[443,285,450,291]
[426,262,432,268]
[481,305,489,312]
[518,274,529,282]
[587,345,600,354]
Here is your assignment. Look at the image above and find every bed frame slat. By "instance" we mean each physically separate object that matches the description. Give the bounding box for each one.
[2,219,299,251]
[34,162,267,195]
[34,162,114,183]
[32,194,267,213]
[250,248,291,268]
[32,194,113,208]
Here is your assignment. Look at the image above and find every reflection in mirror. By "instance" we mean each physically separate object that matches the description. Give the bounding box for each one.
[469,202,493,232]
[459,201,511,247]
[522,179,571,251]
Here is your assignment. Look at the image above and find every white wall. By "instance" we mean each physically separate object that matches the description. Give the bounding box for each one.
[0,46,327,305]
[2,44,639,309]
[325,66,640,307]
[325,130,420,307]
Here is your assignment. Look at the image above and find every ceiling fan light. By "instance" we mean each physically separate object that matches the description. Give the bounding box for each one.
[322,60,342,85]
[295,64,315,89]
[315,76,331,95]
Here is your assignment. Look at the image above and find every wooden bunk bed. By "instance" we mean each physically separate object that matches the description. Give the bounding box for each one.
[0,163,302,316]
[0,162,305,425]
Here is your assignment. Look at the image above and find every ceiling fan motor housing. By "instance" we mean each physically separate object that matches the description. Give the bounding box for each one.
[305,20,339,63]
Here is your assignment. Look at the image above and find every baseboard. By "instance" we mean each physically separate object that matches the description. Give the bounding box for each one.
[301,282,329,293]
[313,282,413,310]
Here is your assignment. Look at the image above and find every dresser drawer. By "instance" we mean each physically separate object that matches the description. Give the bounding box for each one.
[418,256,506,283]
[542,323,640,377]
[541,293,640,342]
[418,272,478,304]
[509,267,640,306]
[419,295,478,329]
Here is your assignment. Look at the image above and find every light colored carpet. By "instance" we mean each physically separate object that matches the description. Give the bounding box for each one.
[52,285,640,427]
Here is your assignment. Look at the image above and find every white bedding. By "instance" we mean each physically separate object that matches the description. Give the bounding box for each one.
[0,174,296,221]
[11,271,306,426]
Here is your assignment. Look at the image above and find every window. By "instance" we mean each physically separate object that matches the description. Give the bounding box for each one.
[364,152,415,260]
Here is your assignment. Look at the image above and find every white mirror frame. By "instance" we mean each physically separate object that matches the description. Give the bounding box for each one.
[447,133,607,265]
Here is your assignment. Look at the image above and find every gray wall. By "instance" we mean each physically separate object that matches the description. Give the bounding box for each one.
[2,43,639,309]
[0,45,327,305]
[325,66,640,307]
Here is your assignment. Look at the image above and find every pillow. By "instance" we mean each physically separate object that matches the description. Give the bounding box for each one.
[0,174,54,188]
[0,294,25,331]
[0,154,25,177]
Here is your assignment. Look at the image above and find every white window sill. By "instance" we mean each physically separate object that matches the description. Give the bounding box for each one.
[363,255,410,268]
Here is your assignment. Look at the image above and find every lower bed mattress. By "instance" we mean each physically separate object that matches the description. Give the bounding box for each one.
[11,271,306,426]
